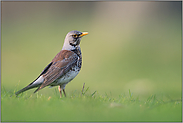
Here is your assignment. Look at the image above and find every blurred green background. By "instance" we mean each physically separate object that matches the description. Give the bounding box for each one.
[2,1,181,99]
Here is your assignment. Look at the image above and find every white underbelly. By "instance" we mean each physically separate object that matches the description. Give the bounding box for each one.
[51,67,80,86]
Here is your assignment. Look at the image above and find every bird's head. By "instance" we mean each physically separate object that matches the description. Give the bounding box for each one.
[62,30,88,50]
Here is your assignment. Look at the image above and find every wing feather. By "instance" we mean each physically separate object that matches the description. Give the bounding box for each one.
[34,50,78,92]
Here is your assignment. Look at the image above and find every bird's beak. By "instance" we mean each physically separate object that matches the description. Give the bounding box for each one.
[79,32,88,37]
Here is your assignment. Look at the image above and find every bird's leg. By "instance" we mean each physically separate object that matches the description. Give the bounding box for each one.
[63,89,66,97]
[58,85,62,98]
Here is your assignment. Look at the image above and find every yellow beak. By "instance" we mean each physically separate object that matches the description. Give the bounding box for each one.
[80,32,89,37]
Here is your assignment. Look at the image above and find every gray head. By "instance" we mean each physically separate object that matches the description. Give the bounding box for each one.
[62,30,88,50]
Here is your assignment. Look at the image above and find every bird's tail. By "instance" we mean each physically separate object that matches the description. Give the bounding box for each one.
[15,83,37,96]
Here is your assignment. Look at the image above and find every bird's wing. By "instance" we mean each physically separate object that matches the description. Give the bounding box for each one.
[34,50,78,93]
[28,62,53,86]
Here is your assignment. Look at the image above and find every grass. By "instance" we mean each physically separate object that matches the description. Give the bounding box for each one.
[1,84,182,122]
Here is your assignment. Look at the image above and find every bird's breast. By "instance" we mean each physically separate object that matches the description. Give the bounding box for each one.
[51,62,81,86]
[58,66,80,84]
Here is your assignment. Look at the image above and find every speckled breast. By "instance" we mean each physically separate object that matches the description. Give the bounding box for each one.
[51,47,82,86]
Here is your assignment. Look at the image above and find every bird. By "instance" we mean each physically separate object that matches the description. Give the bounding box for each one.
[15,30,88,98]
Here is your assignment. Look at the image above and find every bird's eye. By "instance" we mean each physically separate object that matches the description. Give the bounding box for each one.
[73,34,78,38]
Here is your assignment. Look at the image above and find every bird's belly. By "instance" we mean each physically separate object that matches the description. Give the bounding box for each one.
[52,66,80,86]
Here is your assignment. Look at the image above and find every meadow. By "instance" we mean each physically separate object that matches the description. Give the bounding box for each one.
[1,1,182,122]
[1,86,182,122]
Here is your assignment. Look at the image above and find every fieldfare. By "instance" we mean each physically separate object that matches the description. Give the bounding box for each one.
[15,30,88,98]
